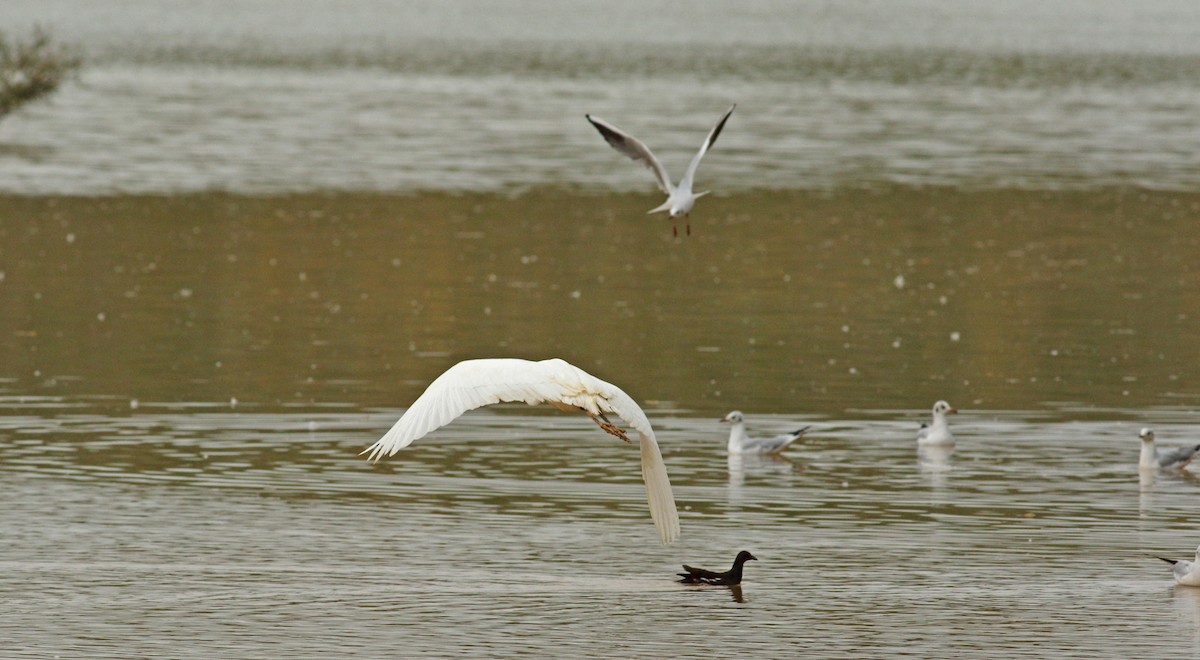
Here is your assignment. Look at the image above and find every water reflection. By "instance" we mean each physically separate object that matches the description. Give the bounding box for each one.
[1171,587,1200,653]
[727,452,800,488]
[5,188,1200,416]
[917,444,954,492]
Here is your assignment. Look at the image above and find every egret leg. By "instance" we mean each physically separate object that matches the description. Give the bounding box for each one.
[587,411,631,443]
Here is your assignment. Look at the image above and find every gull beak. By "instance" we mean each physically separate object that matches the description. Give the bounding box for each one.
[948,408,959,414]
[719,417,730,423]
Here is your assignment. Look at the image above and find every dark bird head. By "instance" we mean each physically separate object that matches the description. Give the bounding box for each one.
[735,550,757,563]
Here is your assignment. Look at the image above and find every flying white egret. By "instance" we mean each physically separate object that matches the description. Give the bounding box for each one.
[1138,428,1200,471]
[586,104,736,237]
[719,411,810,454]
[916,400,958,446]
[363,358,680,544]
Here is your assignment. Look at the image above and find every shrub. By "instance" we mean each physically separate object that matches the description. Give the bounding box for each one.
[0,27,81,120]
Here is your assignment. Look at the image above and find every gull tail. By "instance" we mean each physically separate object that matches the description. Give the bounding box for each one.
[647,200,672,215]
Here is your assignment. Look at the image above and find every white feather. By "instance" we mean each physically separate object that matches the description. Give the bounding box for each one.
[364,358,680,544]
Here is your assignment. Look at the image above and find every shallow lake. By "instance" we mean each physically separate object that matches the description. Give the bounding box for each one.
[2,190,1200,656]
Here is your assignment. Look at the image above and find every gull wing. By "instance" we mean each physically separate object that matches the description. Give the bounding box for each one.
[678,104,735,194]
[586,114,674,195]
[1157,444,1200,468]
[364,357,680,545]
[741,426,810,453]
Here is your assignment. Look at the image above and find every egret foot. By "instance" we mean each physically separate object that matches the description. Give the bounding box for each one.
[588,412,632,443]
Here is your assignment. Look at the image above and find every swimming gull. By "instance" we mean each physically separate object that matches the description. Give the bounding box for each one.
[1138,428,1200,471]
[585,104,735,237]
[720,410,809,454]
[678,550,758,585]
[1157,545,1200,586]
[916,400,958,446]
[364,358,680,545]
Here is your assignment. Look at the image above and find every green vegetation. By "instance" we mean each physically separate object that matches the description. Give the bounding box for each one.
[0,27,81,121]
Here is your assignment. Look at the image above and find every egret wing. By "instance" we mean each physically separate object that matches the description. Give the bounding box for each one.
[548,360,680,544]
[364,357,681,544]
[678,104,735,194]
[586,114,673,195]
[364,358,571,462]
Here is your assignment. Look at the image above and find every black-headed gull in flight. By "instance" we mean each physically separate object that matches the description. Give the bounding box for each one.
[363,358,679,544]
[586,104,735,237]
[916,400,958,446]
[1138,428,1200,471]
[1157,545,1200,586]
[720,410,809,454]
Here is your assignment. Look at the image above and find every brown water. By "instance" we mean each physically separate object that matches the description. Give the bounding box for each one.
[3,190,1200,656]
[5,0,1200,654]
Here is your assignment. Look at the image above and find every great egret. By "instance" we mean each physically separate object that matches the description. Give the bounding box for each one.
[585,104,735,237]
[1138,428,1200,470]
[677,550,758,585]
[916,401,958,446]
[364,358,680,544]
[719,411,809,454]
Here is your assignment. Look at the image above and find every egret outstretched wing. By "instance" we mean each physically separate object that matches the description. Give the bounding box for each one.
[585,114,674,195]
[679,104,735,194]
[364,358,680,544]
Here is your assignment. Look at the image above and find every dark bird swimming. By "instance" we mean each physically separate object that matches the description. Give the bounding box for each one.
[677,550,757,585]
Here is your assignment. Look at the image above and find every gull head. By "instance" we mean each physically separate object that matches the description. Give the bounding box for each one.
[1139,428,1155,442]
[720,411,745,424]
[932,400,958,416]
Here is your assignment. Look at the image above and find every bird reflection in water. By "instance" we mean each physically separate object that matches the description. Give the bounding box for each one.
[727,452,801,488]
[917,444,953,492]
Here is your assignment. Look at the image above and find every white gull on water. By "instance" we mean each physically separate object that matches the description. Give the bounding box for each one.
[586,104,735,236]
[916,400,958,446]
[1138,428,1200,471]
[1157,546,1200,587]
[720,410,809,455]
[363,358,680,545]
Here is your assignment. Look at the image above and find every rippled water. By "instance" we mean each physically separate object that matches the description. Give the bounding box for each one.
[4,1,1200,656]
[2,190,1200,655]
[3,0,1200,193]
[4,400,1200,657]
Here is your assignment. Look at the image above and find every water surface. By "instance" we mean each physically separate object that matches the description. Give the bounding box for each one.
[4,1,1200,656]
